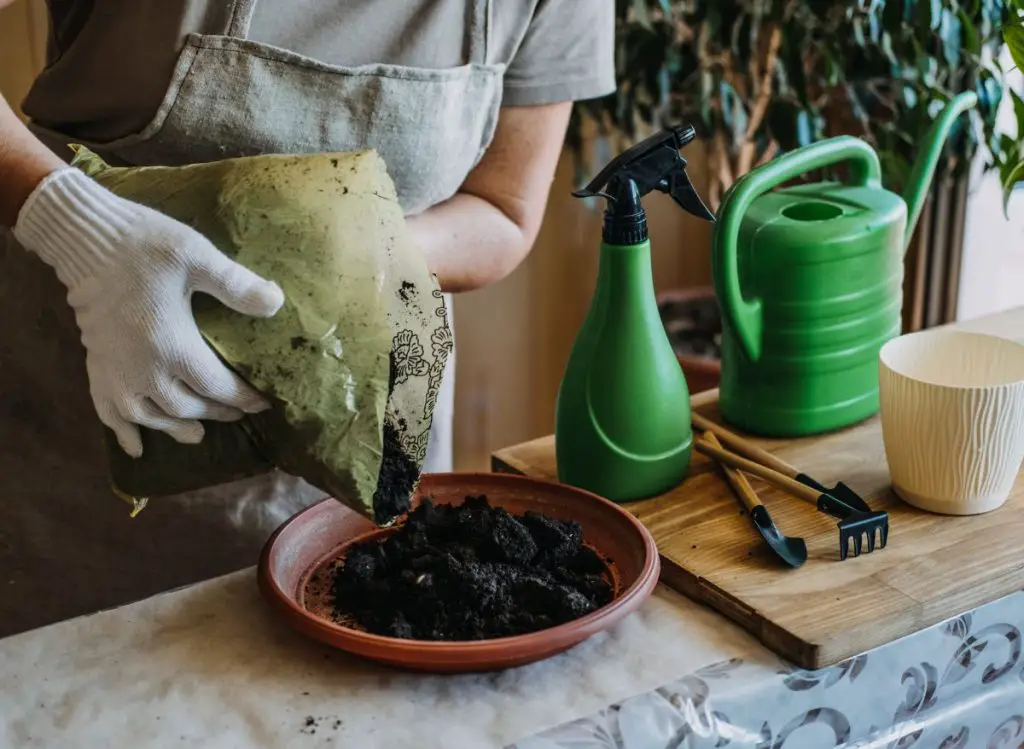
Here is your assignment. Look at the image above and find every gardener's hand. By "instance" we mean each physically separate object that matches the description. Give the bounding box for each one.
[13,166,285,458]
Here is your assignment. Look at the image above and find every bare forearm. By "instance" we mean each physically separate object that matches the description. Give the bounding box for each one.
[0,92,63,228]
[406,193,530,293]
[409,102,571,294]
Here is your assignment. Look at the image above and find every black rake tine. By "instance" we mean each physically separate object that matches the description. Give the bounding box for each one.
[837,515,888,560]
[844,529,858,558]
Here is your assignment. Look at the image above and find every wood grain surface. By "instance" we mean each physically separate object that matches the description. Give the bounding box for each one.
[492,388,1024,669]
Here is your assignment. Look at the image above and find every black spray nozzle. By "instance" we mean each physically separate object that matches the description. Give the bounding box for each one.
[573,125,716,228]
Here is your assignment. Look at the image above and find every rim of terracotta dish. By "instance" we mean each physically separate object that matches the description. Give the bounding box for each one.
[258,472,660,655]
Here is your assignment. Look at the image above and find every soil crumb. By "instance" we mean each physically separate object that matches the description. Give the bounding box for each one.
[319,495,614,640]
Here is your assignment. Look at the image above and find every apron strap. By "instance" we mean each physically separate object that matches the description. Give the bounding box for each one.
[225,0,259,39]
[464,0,489,65]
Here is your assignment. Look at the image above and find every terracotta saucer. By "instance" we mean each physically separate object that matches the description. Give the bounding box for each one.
[257,472,660,673]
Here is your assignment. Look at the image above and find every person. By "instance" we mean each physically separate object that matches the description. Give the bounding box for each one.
[0,0,614,636]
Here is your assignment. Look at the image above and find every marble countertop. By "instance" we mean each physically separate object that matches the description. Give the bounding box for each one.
[0,569,766,748]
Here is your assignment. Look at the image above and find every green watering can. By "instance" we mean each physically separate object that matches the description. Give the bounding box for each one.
[713,91,977,437]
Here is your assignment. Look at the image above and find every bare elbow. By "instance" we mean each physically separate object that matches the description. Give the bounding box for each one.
[494,224,533,285]
[490,199,543,286]
[468,187,546,285]
[453,101,569,289]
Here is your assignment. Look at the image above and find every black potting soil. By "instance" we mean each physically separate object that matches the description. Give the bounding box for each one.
[371,421,417,524]
[370,352,418,524]
[329,495,614,640]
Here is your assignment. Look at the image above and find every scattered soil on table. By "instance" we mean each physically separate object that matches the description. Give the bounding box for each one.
[300,715,344,736]
[305,495,615,640]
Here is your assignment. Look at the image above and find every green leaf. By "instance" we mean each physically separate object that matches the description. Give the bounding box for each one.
[921,55,938,86]
[632,0,653,29]
[796,110,814,147]
[733,102,749,149]
[775,56,792,95]
[719,80,738,130]
[917,0,940,30]
[940,10,962,67]
[902,85,919,109]
[1002,159,1024,217]
[1011,89,1024,134]
[976,67,1005,119]
[854,16,867,46]
[881,31,897,64]
[823,49,841,86]
[730,14,744,57]
[845,84,870,127]
[1004,26,1024,72]
[959,10,980,54]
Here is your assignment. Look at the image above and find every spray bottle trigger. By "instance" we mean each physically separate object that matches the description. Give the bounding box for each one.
[659,172,716,222]
[571,187,617,203]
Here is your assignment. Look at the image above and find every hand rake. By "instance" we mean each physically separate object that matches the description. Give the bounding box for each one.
[692,413,889,561]
[703,431,808,569]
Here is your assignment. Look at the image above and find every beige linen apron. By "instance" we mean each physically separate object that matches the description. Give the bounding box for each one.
[0,0,503,637]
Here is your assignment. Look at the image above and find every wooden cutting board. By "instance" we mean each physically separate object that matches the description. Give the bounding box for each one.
[492,387,1024,670]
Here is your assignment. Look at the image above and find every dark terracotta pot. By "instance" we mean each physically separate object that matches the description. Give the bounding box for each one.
[657,285,722,395]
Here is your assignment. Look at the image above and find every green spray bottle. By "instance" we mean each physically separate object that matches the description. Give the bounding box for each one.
[555,126,715,502]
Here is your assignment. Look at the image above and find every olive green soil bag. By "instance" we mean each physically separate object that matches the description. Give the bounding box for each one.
[70,146,452,525]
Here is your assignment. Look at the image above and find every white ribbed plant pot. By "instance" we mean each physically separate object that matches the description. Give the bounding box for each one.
[879,330,1024,516]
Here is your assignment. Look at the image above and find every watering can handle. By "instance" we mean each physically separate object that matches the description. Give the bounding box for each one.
[713,137,883,362]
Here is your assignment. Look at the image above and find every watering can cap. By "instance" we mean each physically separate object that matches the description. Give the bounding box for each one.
[572,125,715,245]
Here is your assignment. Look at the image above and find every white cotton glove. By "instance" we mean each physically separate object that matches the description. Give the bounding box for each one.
[13,166,285,458]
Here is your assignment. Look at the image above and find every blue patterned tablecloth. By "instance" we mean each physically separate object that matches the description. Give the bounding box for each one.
[511,592,1024,749]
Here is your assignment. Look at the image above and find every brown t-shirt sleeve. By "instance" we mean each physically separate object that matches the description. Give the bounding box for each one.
[502,0,615,106]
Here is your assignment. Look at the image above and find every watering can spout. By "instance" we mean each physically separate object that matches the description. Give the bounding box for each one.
[901,91,978,254]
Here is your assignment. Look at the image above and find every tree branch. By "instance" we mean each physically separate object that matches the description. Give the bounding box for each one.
[744,24,783,142]
[736,24,783,176]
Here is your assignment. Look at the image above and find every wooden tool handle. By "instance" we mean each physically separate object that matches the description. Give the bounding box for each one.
[694,436,822,506]
[692,412,799,478]
[704,432,762,513]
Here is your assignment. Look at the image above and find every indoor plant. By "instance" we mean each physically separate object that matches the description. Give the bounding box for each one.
[999,0,1024,210]
[571,0,1010,203]
[570,0,1015,389]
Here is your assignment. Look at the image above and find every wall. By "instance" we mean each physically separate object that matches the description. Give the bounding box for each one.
[958,47,1024,323]
[0,1,715,470]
